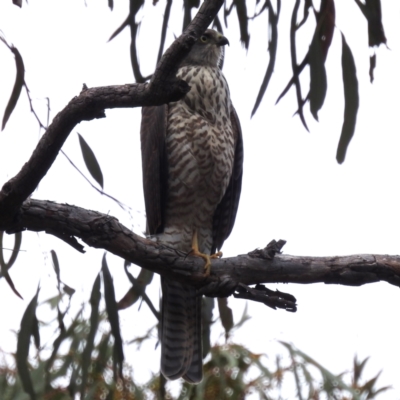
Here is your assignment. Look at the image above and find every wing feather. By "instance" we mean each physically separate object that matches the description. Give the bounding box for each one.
[211,105,244,253]
[140,105,168,235]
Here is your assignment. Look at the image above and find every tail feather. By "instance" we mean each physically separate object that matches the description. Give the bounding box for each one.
[161,278,202,382]
[183,293,202,383]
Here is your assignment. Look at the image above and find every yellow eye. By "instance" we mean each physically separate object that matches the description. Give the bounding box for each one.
[200,35,208,43]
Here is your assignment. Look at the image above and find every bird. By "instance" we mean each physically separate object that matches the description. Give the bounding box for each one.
[140,29,243,383]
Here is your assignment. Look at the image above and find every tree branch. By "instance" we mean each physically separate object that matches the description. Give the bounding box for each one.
[3,199,400,295]
[0,0,224,225]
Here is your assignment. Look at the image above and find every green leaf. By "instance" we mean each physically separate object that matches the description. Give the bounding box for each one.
[353,355,369,384]
[94,332,113,375]
[157,0,173,63]
[80,273,101,399]
[354,0,386,47]
[62,283,75,297]
[0,231,22,271]
[336,33,359,164]
[1,45,25,130]
[309,28,327,121]
[78,133,104,189]
[369,53,376,83]
[0,231,23,299]
[17,287,40,400]
[251,2,279,117]
[217,297,234,339]
[118,267,153,309]
[50,249,61,290]
[102,254,124,378]
[232,302,251,331]
[234,0,250,49]
[120,264,159,320]
[108,15,129,42]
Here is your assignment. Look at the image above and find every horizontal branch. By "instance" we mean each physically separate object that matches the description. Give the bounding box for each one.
[3,199,400,292]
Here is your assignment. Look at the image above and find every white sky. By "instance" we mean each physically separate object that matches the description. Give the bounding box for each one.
[0,0,399,398]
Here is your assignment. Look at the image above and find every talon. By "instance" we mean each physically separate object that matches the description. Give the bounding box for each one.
[203,256,211,276]
[190,230,215,277]
[210,251,222,259]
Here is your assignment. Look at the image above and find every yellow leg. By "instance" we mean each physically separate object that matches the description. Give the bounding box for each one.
[190,230,222,276]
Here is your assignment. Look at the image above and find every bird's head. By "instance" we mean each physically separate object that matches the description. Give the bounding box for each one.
[182,29,229,67]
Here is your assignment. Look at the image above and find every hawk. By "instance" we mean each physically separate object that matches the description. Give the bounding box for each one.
[140,29,243,383]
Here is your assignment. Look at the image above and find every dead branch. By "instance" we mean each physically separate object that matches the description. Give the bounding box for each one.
[2,199,400,299]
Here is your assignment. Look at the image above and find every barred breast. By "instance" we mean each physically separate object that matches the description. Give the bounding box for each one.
[160,65,236,254]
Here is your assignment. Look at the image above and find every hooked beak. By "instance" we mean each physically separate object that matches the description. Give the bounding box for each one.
[216,35,230,47]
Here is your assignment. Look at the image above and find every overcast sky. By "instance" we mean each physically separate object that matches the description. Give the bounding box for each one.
[0,0,400,398]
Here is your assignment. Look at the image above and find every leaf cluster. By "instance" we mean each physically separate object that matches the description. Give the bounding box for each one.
[3,0,389,163]
[0,248,391,399]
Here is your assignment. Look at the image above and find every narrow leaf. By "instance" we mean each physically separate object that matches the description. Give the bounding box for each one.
[318,0,336,61]
[63,283,75,297]
[108,0,113,11]
[80,274,101,399]
[17,287,40,400]
[234,0,250,49]
[78,133,104,189]
[128,1,147,83]
[4,273,23,299]
[50,249,61,290]
[290,0,309,131]
[369,54,376,83]
[364,0,387,47]
[251,2,279,117]
[117,287,140,310]
[102,254,124,378]
[130,22,148,83]
[4,231,22,269]
[13,0,23,7]
[0,231,23,299]
[157,0,173,63]
[233,303,251,330]
[2,46,25,130]
[297,0,312,29]
[108,15,129,42]
[120,265,159,319]
[336,34,359,164]
[44,298,68,390]
[309,29,327,121]
[217,297,234,339]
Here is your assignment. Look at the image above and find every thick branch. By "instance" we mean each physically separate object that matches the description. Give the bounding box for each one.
[3,199,400,291]
[0,0,224,224]
[0,83,188,221]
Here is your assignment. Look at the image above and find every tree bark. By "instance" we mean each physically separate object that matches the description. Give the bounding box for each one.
[2,198,400,292]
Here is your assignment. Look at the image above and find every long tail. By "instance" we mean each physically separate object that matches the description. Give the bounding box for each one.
[160,278,202,383]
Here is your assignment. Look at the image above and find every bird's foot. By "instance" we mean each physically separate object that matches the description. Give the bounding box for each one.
[210,251,223,260]
[190,230,222,276]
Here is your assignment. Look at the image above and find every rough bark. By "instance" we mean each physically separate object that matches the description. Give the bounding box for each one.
[2,198,400,292]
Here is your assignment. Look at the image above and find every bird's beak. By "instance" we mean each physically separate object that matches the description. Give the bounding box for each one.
[216,35,230,47]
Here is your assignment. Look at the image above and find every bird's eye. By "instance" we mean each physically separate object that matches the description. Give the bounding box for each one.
[200,35,208,43]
